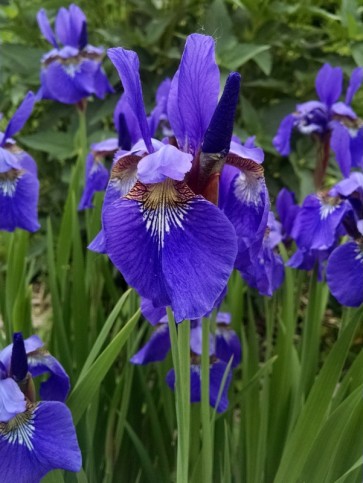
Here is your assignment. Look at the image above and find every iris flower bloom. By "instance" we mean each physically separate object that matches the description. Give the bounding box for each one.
[79,79,171,211]
[0,333,81,482]
[131,308,241,413]
[98,34,269,322]
[273,64,363,177]
[0,92,40,232]
[326,173,363,306]
[37,4,113,104]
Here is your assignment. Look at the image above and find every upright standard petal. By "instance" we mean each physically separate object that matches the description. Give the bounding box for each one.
[78,152,109,210]
[326,242,363,307]
[36,9,58,48]
[273,114,295,156]
[0,402,81,483]
[114,94,142,148]
[108,48,153,153]
[168,34,220,154]
[2,92,35,146]
[345,67,363,105]
[103,179,237,322]
[276,188,299,239]
[315,64,343,106]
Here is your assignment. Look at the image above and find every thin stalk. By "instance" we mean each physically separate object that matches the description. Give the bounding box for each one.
[167,308,190,483]
[201,317,212,483]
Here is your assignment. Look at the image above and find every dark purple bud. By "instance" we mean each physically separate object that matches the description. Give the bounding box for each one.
[202,72,241,155]
[11,332,28,382]
[118,113,132,151]
[78,21,88,50]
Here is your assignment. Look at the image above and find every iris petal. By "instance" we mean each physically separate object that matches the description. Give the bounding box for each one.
[0,402,81,483]
[103,179,237,322]
[327,242,363,307]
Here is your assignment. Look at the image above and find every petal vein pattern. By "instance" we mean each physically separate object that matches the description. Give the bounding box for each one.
[128,180,192,249]
[103,179,237,321]
[1,407,36,451]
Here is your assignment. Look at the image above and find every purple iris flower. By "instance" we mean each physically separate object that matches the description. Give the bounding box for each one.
[37,4,113,104]
[131,311,241,413]
[0,92,40,232]
[240,212,285,296]
[0,333,81,482]
[326,173,363,306]
[98,34,269,322]
[276,188,300,240]
[80,79,171,211]
[273,64,363,177]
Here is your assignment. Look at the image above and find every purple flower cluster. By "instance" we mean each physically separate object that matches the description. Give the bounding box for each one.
[131,300,241,413]
[89,33,284,323]
[0,333,81,482]
[276,172,363,306]
[0,93,40,232]
[273,63,363,178]
[37,4,113,104]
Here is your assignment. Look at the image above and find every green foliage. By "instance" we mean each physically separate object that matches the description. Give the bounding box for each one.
[1,1,363,482]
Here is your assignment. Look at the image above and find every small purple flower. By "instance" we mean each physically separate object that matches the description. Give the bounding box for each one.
[37,4,113,104]
[273,64,363,177]
[99,35,269,322]
[326,173,363,306]
[239,212,285,296]
[131,312,241,413]
[0,333,81,482]
[0,92,40,232]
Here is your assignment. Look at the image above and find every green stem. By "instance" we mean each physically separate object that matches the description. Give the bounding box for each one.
[201,317,212,483]
[167,308,190,483]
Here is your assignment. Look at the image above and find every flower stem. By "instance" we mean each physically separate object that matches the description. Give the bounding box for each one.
[314,132,330,190]
[167,308,190,483]
[201,316,213,483]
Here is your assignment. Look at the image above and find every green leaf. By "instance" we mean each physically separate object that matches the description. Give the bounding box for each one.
[274,307,363,483]
[218,44,271,71]
[19,132,76,161]
[67,309,140,425]
[253,50,272,75]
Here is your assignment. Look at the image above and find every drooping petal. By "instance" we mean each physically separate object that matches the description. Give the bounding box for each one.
[2,92,35,145]
[189,322,215,356]
[326,242,363,306]
[0,379,26,423]
[273,114,295,156]
[92,66,114,99]
[103,179,237,322]
[276,188,299,239]
[291,194,350,250]
[130,324,170,364]
[215,327,241,368]
[41,60,99,104]
[345,67,363,105]
[315,64,343,106]
[229,139,264,164]
[0,170,40,232]
[140,298,166,326]
[166,361,232,413]
[137,144,193,184]
[27,351,70,402]
[107,48,153,153]
[0,402,81,483]
[36,9,58,48]
[168,34,220,154]
[78,152,109,210]
[223,155,270,269]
